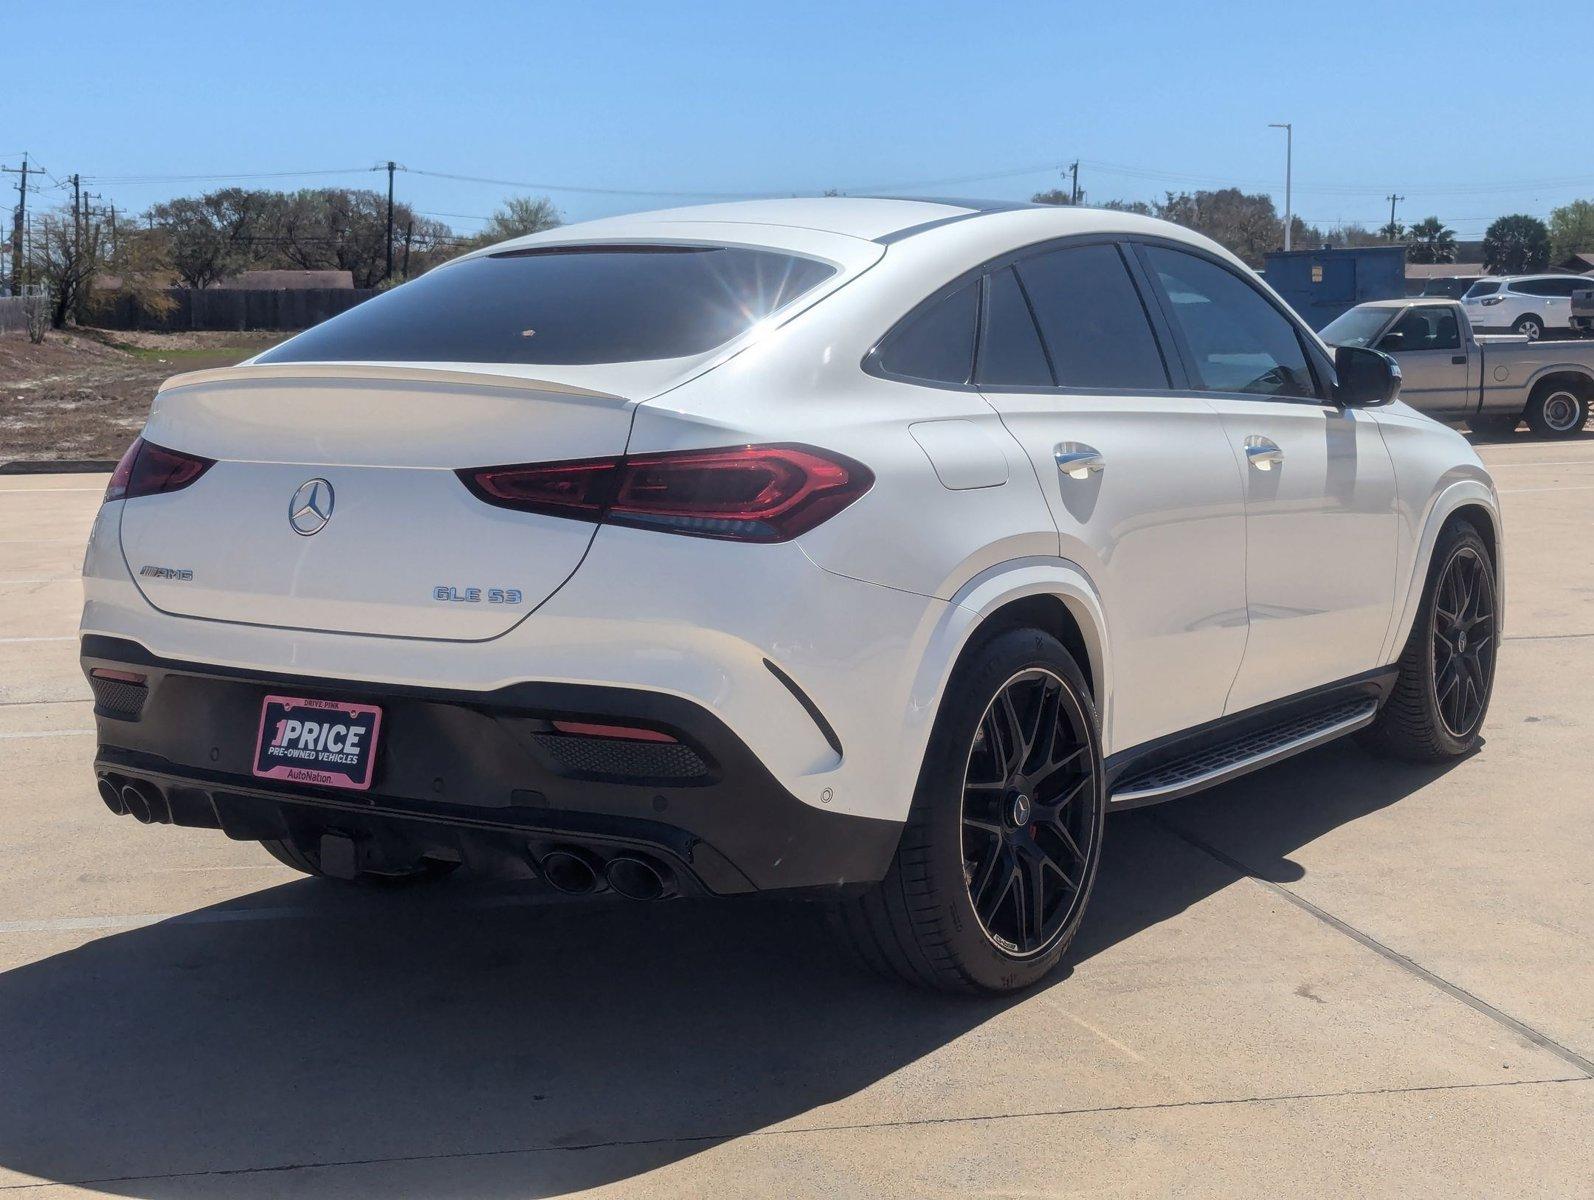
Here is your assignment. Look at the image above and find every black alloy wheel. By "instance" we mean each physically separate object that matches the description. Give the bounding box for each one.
[960,668,1098,958]
[1430,544,1496,741]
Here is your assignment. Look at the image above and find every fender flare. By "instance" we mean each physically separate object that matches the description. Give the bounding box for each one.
[903,556,1114,760]
[1522,362,1594,395]
[1381,477,1504,663]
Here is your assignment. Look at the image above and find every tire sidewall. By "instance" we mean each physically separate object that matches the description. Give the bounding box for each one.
[1528,386,1587,437]
[913,628,1105,992]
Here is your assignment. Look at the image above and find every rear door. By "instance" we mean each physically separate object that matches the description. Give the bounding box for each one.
[1375,304,1474,416]
[972,241,1249,753]
[1134,242,1398,712]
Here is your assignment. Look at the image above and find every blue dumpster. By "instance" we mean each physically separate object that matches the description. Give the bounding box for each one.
[1262,245,1406,330]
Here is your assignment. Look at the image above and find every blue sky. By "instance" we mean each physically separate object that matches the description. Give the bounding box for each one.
[7,0,1590,240]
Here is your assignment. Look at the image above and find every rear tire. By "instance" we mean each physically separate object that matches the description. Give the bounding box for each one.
[1468,411,1520,436]
[260,833,460,885]
[1524,381,1588,437]
[1363,521,1497,762]
[1513,315,1544,341]
[831,628,1105,994]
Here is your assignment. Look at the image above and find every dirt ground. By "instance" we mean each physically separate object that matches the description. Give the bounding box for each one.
[0,329,286,463]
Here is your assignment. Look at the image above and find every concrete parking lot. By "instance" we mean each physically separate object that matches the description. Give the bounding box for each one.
[1,435,1590,1198]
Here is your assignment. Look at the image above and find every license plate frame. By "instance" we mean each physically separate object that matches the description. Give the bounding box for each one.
[253,694,382,791]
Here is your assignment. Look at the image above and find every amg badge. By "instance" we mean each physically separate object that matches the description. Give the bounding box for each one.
[139,565,194,581]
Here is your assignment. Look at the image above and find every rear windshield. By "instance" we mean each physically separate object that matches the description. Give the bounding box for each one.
[256,245,836,366]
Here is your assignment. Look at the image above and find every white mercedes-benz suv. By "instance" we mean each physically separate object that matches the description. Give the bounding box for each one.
[80,198,1502,994]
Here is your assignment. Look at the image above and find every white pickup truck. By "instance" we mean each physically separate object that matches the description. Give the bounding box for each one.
[1321,298,1594,436]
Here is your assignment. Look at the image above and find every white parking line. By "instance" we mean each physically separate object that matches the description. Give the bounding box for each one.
[0,728,95,739]
[1496,484,1594,494]
[0,635,75,643]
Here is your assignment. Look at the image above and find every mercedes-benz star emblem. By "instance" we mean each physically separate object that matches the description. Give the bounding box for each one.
[289,478,334,536]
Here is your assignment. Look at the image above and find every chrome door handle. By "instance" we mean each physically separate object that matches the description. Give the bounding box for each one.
[1244,435,1284,471]
[1054,443,1105,480]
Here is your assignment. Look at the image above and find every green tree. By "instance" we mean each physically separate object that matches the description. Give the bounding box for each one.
[1406,216,1457,264]
[1031,188,1081,206]
[1548,200,1594,265]
[471,195,562,247]
[1483,214,1550,274]
[1379,220,1406,243]
[1152,189,1283,265]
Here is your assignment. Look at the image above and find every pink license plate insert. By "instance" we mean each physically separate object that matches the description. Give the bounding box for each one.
[253,695,382,791]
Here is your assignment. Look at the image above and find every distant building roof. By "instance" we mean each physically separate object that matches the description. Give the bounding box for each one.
[1405,262,1484,279]
[1556,252,1594,273]
[215,269,354,290]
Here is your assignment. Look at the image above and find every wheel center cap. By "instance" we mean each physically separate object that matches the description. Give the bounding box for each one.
[1010,793,1032,826]
[1455,630,1467,653]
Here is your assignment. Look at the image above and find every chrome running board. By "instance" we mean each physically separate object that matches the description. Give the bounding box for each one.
[1109,697,1380,808]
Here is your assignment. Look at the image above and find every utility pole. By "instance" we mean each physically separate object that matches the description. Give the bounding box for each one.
[1386,193,1404,240]
[385,160,396,281]
[1268,123,1293,251]
[72,173,81,261]
[402,220,413,280]
[1068,160,1080,205]
[2,155,29,290]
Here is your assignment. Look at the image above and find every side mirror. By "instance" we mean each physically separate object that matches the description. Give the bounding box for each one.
[1333,344,1401,408]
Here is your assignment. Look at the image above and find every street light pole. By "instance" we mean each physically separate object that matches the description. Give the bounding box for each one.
[1269,123,1293,251]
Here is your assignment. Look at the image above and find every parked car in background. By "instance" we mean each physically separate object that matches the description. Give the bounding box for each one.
[1460,274,1594,340]
[1321,297,1594,435]
[82,199,1503,994]
[1420,275,1480,299]
[1572,283,1594,337]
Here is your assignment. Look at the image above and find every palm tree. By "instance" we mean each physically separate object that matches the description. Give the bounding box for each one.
[1406,216,1458,264]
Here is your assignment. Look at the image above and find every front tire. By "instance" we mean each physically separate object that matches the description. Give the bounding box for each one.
[1525,381,1588,437]
[832,628,1105,994]
[1363,521,1497,762]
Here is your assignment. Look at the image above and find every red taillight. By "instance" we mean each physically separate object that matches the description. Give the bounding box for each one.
[458,444,873,543]
[105,437,215,503]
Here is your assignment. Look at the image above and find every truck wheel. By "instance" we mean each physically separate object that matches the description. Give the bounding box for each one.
[1525,381,1589,437]
[1513,315,1544,341]
[1468,412,1520,436]
[1363,520,1496,762]
[261,832,460,884]
[831,628,1105,994]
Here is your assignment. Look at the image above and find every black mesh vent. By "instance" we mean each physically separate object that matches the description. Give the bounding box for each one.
[89,676,148,720]
[531,733,710,782]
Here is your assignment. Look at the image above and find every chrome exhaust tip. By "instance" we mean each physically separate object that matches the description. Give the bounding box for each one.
[605,854,673,901]
[540,848,603,895]
[97,775,127,815]
[119,782,153,824]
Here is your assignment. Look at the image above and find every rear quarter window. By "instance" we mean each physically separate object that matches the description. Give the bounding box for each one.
[257,245,837,366]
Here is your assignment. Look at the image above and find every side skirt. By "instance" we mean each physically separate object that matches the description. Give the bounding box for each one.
[1105,667,1398,810]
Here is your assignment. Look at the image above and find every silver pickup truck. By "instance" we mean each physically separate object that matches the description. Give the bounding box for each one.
[1320,297,1594,436]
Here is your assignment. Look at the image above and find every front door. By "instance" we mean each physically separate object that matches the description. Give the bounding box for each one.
[974,242,1249,754]
[1134,243,1399,713]
[1377,304,1475,416]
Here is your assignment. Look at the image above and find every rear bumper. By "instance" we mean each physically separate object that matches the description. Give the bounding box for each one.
[82,635,903,895]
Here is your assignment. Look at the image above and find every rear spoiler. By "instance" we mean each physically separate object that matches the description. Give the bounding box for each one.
[157,361,624,402]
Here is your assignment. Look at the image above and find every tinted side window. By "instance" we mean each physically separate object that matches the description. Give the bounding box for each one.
[873,282,979,385]
[1143,246,1318,399]
[1383,306,1460,352]
[1511,279,1555,297]
[976,267,1052,387]
[1015,244,1168,390]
